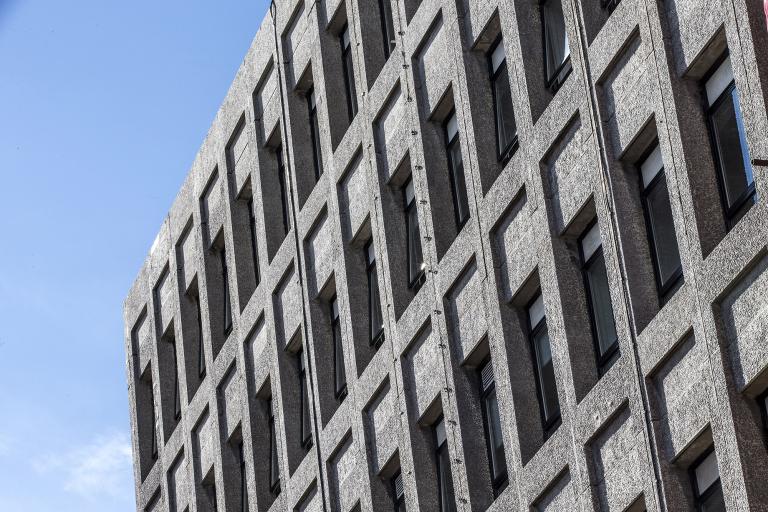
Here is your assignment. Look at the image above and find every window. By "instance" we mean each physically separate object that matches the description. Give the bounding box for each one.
[219,246,232,335]
[276,145,291,234]
[330,296,347,400]
[150,386,158,461]
[298,349,312,449]
[639,144,683,302]
[366,240,385,347]
[378,0,396,59]
[391,470,406,512]
[340,24,358,123]
[579,222,619,375]
[307,87,323,180]
[171,339,181,420]
[601,0,621,12]
[194,293,206,378]
[760,390,768,447]
[479,359,508,496]
[238,441,248,512]
[690,449,725,511]
[541,0,571,91]
[444,111,470,229]
[247,198,260,286]
[434,417,455,512]
[404,177,425,290]
[527,293,561,435]
[268,398,280,496]
[488,38,517,163]
[704,55,755,227]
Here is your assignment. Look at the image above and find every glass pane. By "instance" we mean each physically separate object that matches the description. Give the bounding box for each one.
[301,372,311,444]
[700,484,726,512]
[333,321,346,395]
[645,175,682,288]
[407,205,424,283]
[542,0,570,82]
[173,346,181,419]
[343,50,358,119]
[379,0,395,57]
[484,389,507,481]
[269,417,279,489]
[711,88,753,210]
[221,249,232,333]
[369,265,384,342]
[448,141,470,226]
[695,451,720,495]
[534,328,560,423]
[196,297,206,377]
[437,447,455,512]
[493,64,516,155]
[586,253,618,357]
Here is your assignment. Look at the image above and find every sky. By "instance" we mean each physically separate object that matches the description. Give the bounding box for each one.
[0,1,269,510]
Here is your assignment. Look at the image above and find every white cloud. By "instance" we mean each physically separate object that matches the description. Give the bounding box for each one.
[33,431,133,501]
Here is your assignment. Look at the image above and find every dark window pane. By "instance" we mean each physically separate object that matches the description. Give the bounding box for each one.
[492,61,516,157]
[533,326,560,424]
[405,179,424,288]
[435,419,455,512]
[379,0,396,58]
[299,351,312,447]
[341,26,358,122]
[248,198,260,285]
[220,247,232,335]
[447,138,469,228]
[331,297,346,399]
[172,341,181,420]
[194,294,206,378]
[700,486,726,512]
[644,175,682,288]
[276,147,290,234]
[542,0,570,86]
[239,442,248,512]
[307,89,323,179]
[150,386,158,460]
[367,243,384,345]
[585,252,618,359]
[710,88,754,211]
[484,387,507,485]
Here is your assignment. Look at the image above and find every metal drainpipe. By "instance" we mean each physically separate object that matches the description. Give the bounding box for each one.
[269,1,328,509]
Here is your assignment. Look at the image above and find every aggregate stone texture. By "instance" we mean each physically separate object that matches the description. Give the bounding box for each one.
[123,0,768,510]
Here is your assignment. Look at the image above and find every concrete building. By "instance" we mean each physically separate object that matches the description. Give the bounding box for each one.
[123,0,768,510]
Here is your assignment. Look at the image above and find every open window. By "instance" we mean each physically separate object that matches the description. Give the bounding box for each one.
[541,0,572,92]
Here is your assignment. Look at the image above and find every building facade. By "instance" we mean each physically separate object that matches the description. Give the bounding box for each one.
[123,0,768,510]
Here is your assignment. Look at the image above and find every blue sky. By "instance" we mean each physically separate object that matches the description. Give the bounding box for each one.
[0,1,268,509]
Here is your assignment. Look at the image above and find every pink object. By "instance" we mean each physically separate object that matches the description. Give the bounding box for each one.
[765,0,768,30]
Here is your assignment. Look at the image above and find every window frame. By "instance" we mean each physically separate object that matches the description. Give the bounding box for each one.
[220,246,233,336]
[238,441,248,512]
[247,197,261,286]
[366,240,386,348]
[702,53,756,229]
[340,23,358,123]
[578,220,620,376]
[193,292,206,379]
[150,385,159,461]
[759,389,768,449]
[298,348,313,449]
[267,398,281,496]
[391,469,405,512]
[403,176,426,291]
[638,144,684,303]
[478,358,509,497]
[378,0,396,60]
[330,295,347,401]
[487,36,518,165]
[443,110,470,231]
[526,292,561,437]
[688,447,724,512]
[276,145,291,234]
[433,416,455,512]
[171,338,182,421]
[540,0,572,93]
[306,87,323,180]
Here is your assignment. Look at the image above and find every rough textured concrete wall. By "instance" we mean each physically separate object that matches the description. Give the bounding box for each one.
[123,0,768,510]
